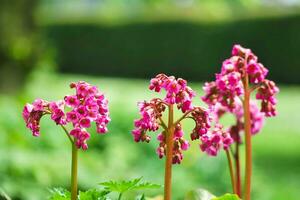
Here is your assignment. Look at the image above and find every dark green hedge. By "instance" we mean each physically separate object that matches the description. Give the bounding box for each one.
[46,14,300,84]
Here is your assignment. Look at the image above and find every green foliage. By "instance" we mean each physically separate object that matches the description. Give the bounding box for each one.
[212,193,240,200]
[48,188,110,200]
[48,178,159,200]
[136,194,146,200]
[48,188,70,200]
[78,189,110,200]
[99,177,161,196]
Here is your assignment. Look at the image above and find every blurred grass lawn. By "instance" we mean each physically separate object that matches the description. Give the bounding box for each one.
[0,70,299,200]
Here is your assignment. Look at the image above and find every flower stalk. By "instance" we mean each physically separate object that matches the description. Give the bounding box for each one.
[22,81,111,200]
[164,105,174,200]
[132,74,214,200]
[71,140,78,200]
[225,150,236,194]
[235,141,242,197]
[201,44,279,199]
[243,75,252,200]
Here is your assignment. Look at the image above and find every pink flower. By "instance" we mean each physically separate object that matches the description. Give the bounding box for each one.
[79,118,91,128]
[190,107,211,140]
[23,101,48,136]
[70,128,81,138]
[174,124,184,138]
[64,95,80,107]
[181,140,190,151]
[202,44,278,116]
[23,81,110,150]
[76,105,87,117]
[96,123,108,134]
[256,80,279,117]
[32,99,47,111]
[49,101,66,125]
[133,74,211,164]
[166,79,181,94]
[22,103,33,121]
[200,124,233,156]
[201,81,220,106]
[66,111,79,123]
[149,78,163,92]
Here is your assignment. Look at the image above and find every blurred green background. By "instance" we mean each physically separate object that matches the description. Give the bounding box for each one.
[0,0,300,199]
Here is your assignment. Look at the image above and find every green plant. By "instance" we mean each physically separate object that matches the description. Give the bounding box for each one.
[48,178,160,200]
[99,177,161,200]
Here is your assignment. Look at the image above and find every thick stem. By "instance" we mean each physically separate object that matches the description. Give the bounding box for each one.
[164,105,174,200]
[243,76,252,200]
[235,141,242,197]
[71,141,78,200]
[226,150,237,194]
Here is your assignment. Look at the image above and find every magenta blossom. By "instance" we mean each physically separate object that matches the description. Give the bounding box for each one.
[200,124,233,156]
[201,44,278,156]
[202,44,279,116]
[132,74,224,164]
[23,81,110,150]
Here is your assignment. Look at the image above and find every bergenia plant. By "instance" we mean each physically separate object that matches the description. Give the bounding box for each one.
[132,74,224,200]
[202,44,279,200]
[22,81,110,200]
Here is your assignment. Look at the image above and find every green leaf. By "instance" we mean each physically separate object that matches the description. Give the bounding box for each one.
[185,189,216,200]
[136,194,146,200]
[0,188,11,200]
[132,182,161,190]
[212,193,240,200]
[48,188,70,200]
[99,177,161,194]
[78,189,110,200]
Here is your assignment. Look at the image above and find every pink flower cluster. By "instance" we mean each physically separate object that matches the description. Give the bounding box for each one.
[156,123,190,164]
[202,44,279,116]
[132,94,192,164]
[190,107,211,140]
[256,80,279,117]
[23,99,54,137]
[132,74,225,163]
[149,74,196,112]
[22,81,110,150]
[200,124,233,156]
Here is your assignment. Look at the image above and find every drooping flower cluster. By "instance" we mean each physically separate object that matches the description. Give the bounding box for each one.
[213,101,264,143]
[156,123,190,164]
[23,99,55,137]
[22,81,110,150]
[132,74,226,163]
[256,80,279,117]
[202,44,279,116]
[200,124,233,156]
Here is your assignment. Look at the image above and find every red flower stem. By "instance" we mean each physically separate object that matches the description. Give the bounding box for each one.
[71,140,78,200]
[164,105,174,200]
[226,149,237,194]
[235,141,242,197]
[243,74,252,200]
